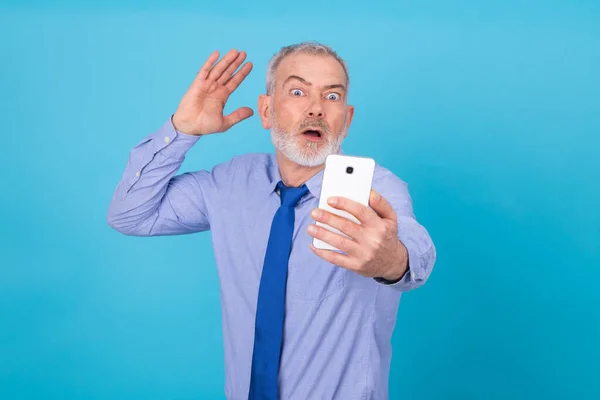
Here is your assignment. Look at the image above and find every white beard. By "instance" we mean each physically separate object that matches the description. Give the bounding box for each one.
[270,113,347,167]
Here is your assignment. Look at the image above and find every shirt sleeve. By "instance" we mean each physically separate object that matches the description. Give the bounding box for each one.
[106,116,227,236]
[372,171,436,291]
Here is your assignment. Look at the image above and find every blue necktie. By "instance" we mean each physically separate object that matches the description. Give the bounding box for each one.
[248,181,309,400]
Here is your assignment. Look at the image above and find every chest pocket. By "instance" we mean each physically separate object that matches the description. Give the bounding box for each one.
[286,214,347,302]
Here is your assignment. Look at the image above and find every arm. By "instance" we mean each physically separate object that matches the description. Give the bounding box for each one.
[373,173,436,291]
[307,171,436,292]
[108,48,255,235]
[107,116,215,236]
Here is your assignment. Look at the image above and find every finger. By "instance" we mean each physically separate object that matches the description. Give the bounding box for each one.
[207,49,239,82]
[369,190,397,222]
[196,50,220,81]
[306,223,361,257]
[225,62,253,93]
[222,106,254,131]
[327,196,379,226]
[310,208,363,241]
[217,51,246,85]
[309,243,357,272]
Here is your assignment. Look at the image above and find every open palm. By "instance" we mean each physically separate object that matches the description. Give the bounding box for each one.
[173,49,254,136]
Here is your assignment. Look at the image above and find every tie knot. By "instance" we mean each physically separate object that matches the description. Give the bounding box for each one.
[277,181,309,207]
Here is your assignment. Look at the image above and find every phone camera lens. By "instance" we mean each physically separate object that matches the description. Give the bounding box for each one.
[346,166,354,174]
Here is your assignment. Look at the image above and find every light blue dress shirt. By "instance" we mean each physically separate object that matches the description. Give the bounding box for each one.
[107,117,436,399]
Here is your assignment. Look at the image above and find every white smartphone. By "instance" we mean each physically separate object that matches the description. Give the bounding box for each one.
[313,154,376,251]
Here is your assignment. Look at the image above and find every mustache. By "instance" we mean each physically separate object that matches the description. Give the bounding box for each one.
[297,119,330,134]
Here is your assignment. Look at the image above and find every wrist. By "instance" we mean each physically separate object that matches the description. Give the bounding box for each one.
[171,113,201,136]
[381,240,408,281]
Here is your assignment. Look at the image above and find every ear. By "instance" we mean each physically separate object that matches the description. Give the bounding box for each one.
[257,94,272,129]
[343,104,355,138]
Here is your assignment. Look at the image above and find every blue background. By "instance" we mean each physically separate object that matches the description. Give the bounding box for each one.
[1,1,599,399]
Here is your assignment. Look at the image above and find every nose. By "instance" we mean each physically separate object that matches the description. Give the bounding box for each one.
[306,99,325,119]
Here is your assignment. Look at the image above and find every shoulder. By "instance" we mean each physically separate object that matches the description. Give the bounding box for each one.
[372,163,409,194]
[222,152,273,180]
[198,152,272,174]
[187,152,272,188]
[371,162,414,215]
[230,152,273,170]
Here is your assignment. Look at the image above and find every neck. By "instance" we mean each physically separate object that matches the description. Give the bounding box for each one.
[275,150,324,187]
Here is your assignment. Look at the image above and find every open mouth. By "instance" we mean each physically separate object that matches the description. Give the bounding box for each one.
[302,129,323,141]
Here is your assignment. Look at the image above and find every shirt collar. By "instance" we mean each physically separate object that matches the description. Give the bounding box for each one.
[264,147,346,200]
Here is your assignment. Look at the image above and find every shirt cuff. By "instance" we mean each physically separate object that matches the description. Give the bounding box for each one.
[150,115,202,159]
[372,238,423,288]
[373,258,410,285]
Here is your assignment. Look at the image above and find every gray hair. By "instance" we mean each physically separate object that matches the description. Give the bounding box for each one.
[265,41,350,96]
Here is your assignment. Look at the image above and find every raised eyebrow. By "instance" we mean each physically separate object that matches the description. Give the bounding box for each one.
[284,75,310,86]
[323,83,346,92]
[284,76,346,92]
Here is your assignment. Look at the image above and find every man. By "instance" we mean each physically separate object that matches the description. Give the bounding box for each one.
[107,41,436,399]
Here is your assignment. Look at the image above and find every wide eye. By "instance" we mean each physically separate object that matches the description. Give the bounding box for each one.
[291,89,305,96]
[327,93,340,101]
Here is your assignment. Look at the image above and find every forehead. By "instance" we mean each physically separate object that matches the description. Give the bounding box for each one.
[275,52,347,87]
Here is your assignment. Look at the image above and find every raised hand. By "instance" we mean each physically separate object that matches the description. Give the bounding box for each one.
[172,49,254,136]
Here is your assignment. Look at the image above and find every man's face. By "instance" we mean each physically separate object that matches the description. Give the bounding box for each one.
[259,53,354,167]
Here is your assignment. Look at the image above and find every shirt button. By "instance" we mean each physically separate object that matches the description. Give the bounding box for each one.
[164,136,171,144]
[135,171,140,177]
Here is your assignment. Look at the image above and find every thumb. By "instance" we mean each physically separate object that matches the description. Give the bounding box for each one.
[222,107,254,131]
[369,190,397,221]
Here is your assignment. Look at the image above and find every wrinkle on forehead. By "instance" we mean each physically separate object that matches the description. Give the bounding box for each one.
[275,53,348,92]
